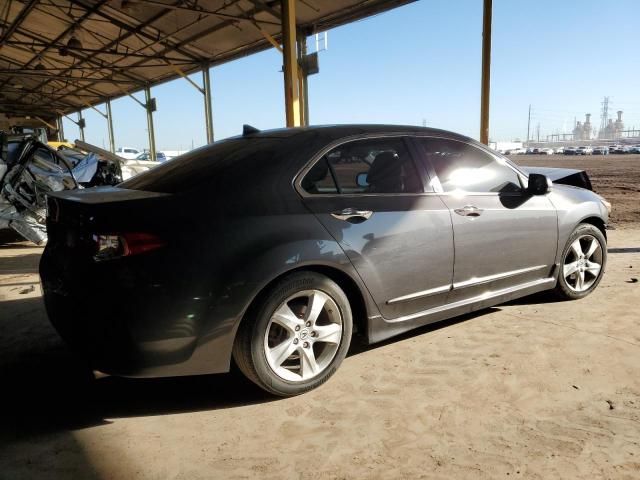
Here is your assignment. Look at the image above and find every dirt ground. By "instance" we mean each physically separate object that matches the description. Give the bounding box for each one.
[1,156,639,479]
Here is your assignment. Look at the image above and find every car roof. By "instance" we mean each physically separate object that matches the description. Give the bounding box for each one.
[236,124,475,144]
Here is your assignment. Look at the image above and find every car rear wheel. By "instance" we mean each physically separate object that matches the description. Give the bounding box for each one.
[233,271,353,396]
[554,223,607,300]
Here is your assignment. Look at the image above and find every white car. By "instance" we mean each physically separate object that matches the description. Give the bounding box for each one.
[576,146,593,155]
[539,148,554,155]
[115,147,142,159]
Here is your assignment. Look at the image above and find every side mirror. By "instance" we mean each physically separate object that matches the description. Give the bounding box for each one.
[527,173,550,195]
[356,172,369,187]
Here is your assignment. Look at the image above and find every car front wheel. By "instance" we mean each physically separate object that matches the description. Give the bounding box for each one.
[554,223,607,300]
[233,271,353,396]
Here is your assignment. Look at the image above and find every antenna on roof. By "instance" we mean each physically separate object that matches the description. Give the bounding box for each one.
[242,124,260,136]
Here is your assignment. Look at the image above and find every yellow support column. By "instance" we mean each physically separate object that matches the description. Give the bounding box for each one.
[297,32,309,126]
[282,0,301,127]
[479,0,493,145]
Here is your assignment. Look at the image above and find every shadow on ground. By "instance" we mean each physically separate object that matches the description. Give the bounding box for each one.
[0,253,43,275]
[0,288,554,445]
[608,247,640,254]
[0,296,274,442]
[0,229,33,248]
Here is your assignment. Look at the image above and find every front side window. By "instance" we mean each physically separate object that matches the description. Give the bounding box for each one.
[417,138,522,194]
[302,137,422,194]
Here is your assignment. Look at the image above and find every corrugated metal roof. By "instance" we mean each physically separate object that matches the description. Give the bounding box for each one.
[0,0,413,119]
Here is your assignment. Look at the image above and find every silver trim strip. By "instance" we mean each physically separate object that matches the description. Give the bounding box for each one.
[386,277,555,324]
[453,265,548,290]
[387,284,451,304]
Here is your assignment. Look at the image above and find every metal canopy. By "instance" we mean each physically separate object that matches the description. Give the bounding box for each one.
[0,0,413,119]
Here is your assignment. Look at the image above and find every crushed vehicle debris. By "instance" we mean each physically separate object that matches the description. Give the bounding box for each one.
[1,133,157,244]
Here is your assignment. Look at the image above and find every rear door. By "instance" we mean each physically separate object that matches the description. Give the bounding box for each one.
[298,135,454,319]
[413,137,558,304]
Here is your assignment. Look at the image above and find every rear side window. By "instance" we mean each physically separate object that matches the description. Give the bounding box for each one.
[300,158,338,194]
[120,137,279,193]
[302,137,422,194]
[416,138,522,193]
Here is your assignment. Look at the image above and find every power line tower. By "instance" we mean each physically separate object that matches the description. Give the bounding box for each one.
[600,96,610,137]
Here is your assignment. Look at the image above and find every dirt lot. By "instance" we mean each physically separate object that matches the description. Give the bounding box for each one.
[1,156,639,479]
[512,154,640,227]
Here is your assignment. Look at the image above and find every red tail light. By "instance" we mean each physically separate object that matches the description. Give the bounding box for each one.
[93,232,166,261]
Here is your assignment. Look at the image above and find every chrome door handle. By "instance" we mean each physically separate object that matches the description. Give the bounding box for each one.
[331,208,373,222]
[454,205,483,217]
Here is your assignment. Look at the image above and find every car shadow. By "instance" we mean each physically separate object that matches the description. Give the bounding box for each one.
[347,307,502,357]
[500,290,563,306]
[0,253,43,275]
[0,229,34,248]
[608,247,640,254]
[0,296,274,442]
[1,290,556,440]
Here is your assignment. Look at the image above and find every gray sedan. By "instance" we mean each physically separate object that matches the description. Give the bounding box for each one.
[41,125,609,396]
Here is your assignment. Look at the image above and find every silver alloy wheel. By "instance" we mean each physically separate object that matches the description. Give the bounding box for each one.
[563,234,603,292]
[263,289,343,382]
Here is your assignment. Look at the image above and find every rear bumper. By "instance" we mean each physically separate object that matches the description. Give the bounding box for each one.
[39,246,236,377]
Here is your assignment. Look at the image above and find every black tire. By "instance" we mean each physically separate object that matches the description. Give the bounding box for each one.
[553,223,607,300]
[232,271,353,397]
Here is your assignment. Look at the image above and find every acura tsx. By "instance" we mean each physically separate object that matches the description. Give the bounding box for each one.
[40,125,609,396]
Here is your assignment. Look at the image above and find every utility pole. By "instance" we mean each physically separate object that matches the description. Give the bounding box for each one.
[526,104,531,144]
[536,122,540,142]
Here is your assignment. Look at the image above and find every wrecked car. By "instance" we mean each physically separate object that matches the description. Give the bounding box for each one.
[521,166,593,191]
[1,134,79,244]
[522,166,611,215]
[1,134,157,244]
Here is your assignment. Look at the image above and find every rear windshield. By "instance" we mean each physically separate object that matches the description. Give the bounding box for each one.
[119,137,281,193]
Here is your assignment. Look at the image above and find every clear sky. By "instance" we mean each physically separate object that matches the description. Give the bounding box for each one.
[64,0,640,150]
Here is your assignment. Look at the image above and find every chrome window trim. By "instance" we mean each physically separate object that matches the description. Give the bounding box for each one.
[293,133,434,198]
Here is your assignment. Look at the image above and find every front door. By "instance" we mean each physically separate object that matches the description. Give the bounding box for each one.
[299,136,454,319]
[413,137,558,303]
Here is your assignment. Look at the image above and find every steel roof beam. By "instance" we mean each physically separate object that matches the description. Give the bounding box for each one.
[52,0,255,105]
[0,86,101,98]
[68,0,205,63]
[3,39,196,62]
[0,0,109,91]
[126,0,281,26]
[0,51,129,102]
[0,70,139,84]
[0,0,38,46]
[247,0,282,21]
[7,0,172,97]
[4,23,149,84]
